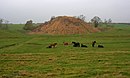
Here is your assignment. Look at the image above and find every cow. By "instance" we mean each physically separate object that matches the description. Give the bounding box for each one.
[72,42,80,47]
[81,44,88,48]
[98,45,104,48]
[63,42,69,45]
[92,41,96,47]
[47,43,57,48]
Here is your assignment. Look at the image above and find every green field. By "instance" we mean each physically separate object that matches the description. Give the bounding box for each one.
[0,24,130,78]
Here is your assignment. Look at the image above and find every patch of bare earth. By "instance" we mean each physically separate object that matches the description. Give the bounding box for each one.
[30,16,100,35]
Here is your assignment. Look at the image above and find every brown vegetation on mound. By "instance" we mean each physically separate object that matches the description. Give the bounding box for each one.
[30,16,100,35]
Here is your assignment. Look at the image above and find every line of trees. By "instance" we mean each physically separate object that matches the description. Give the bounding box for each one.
[74,15,112,28]
[91,16,112,27]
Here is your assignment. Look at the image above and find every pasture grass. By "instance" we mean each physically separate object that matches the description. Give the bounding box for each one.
[0,23,130,78]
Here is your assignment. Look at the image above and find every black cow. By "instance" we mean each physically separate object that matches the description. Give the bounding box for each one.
[72,42,80,47]
[92,41,96,47]
[98,45,104,48]
[81,44,88,48]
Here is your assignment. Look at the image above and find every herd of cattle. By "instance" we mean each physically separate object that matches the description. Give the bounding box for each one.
[47,41,104,48]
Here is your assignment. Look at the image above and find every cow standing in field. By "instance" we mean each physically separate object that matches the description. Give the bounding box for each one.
[92,41,96,47]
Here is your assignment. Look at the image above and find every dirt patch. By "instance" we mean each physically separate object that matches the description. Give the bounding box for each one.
[30,16,100,35]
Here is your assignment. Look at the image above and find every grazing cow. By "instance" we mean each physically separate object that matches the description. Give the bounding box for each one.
[81,44,87,48]
[47,43,57,48]
[63,42,69,45]
[92,41,96,47]
[98,45,104,48]
[72,42,80,47]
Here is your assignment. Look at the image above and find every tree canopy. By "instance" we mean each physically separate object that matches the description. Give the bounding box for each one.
[23,20,34,30]
[91,16,102,27]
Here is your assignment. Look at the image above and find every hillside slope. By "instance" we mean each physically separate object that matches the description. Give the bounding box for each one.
[31,16,100,35]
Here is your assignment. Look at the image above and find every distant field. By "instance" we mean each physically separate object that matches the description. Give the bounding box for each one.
[0,24,130,78]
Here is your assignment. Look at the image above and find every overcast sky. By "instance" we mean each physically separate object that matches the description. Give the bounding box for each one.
[0,0,130,23]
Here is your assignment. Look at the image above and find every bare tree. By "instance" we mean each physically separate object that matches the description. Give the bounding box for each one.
[23,20,34,30]
[91,16,102,27]
[108,18,112,24]
[0,19,10,30]
[50,16,55,21]
[4,20,9,29]
[104,19,107,24]
[104,18,112,26]
[0,19,3,28]
[78,15,86,21]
